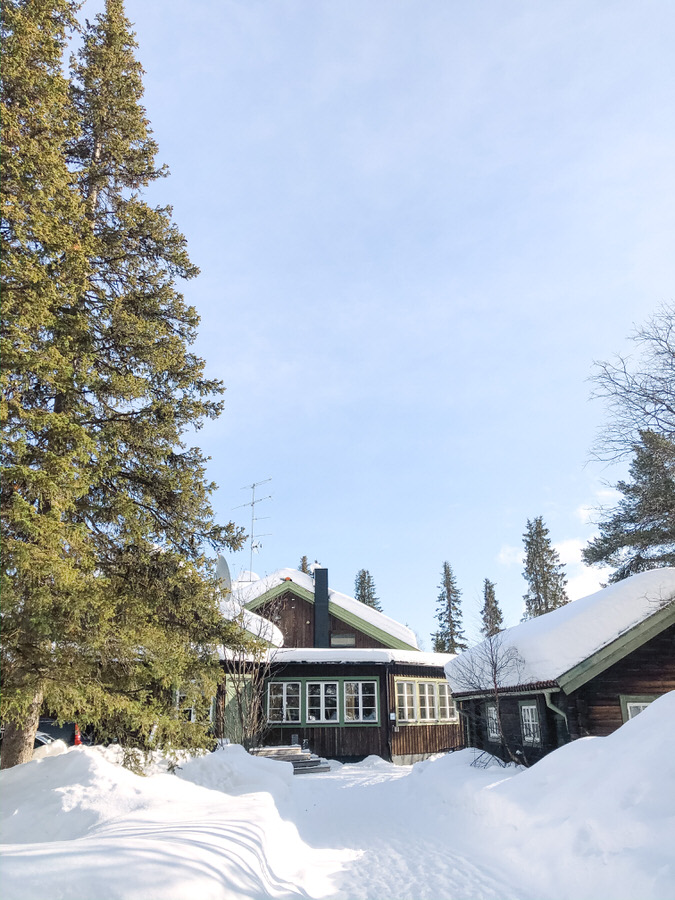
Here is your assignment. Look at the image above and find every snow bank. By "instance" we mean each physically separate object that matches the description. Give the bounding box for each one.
[446,568,675,690]
[0,746,350,900]
[176,743,294,800]
[476,691,675,900]
[1,696,673,900]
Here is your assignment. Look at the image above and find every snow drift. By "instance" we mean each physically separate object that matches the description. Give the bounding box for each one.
[1,693,673,900]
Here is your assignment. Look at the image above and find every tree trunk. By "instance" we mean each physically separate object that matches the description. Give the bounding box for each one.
[0,689,43,769]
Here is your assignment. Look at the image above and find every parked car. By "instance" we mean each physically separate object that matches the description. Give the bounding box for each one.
[38,718,90,746]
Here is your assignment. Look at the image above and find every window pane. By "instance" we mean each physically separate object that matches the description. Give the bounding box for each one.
[521,704,540,743]
[345,682,359,721]
[627,702,650,719]
[269,684,283,721]
[285,683,301,722]
[396,683,408,720]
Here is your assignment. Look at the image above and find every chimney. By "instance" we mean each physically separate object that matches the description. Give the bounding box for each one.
[313,567,329,648]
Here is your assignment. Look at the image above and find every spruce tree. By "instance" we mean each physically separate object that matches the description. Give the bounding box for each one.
[354,569,382,611]
[432,562,467,653]
[480,578,503,637]
[1,0,99,768]
[298,555,310,574]
[583,430,675,581]
[1,0,246,767]
[522,517,569,619]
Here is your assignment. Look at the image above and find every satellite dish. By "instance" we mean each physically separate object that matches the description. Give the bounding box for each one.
[216,555,232,594]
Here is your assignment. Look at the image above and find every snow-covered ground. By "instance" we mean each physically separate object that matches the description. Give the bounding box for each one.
[2,693,674,900]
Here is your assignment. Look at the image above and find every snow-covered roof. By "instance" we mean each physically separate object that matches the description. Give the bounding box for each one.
[268,648,454,666]
[445,568,675,694]
[232,568,419,650]
[219,596,284,648]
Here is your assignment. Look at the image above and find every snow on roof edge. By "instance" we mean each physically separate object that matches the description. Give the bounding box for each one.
[445,568,675,692]
[232,568,419,649]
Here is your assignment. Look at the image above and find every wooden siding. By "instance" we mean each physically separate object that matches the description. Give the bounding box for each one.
[254,660,464,761]
[458,621,675,762]
[262,661,389,760]
[256,591,390,649]
[459,693,559,765]
[265,725,388,760]
[572,621,675,737]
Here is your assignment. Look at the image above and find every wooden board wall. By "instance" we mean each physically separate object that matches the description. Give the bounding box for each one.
[257,591,391,649]
[573,622,675,736]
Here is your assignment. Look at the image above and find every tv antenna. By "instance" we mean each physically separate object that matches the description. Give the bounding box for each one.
[234,478,272,580]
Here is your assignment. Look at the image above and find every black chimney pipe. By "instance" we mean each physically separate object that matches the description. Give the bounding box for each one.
[313,567,330,648]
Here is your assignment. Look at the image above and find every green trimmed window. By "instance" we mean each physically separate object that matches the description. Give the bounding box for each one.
[345,681,377,722]
[620,694,658,723]
[307,682,339,723]
[266,678,380,726]
[268,682,301,723]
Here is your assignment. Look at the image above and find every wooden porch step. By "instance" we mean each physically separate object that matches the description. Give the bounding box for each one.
[249,745,331,774]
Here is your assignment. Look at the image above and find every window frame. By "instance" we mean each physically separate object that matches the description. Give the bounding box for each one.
[619,694,658,723]
[485,703,500,742]
[265,678,381,727]
[267,681,301,724]
[306,681,339,724]
[394,678,458,725]
[519,700,541,746]
[344,680,378,723]
[417,681,438,721]
[396,680,417,722]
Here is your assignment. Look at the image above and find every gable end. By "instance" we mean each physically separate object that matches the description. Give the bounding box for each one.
[558,600,675,694]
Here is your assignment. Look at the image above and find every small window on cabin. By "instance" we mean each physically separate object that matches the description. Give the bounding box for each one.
[626,702,650,719]
[175,689,196,723]
[330,634,356,647]
[396,681,416,722]
[621,695,658,723]
[486,704,500,742]
[520,702,541,745]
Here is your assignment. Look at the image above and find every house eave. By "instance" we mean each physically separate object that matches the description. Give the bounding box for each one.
[452,680,560,701]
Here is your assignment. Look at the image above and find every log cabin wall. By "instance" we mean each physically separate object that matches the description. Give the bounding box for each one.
[256,591,392,649]
[457,693,559,765]
[571,622,675,736]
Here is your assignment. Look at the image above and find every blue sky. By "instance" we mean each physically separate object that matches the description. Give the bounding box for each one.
[84,0,674,644]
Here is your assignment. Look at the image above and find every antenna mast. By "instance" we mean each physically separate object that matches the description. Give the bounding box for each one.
[235,478,272,579]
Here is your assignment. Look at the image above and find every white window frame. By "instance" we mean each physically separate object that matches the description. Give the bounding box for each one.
[306,681,339,723]
[437,683,458,722]
[626,701,651,720]
[396,681,417,722]
[344,681,378,723]
[486,703,500,741]
[267,682,301,723]
[175,689,196,723]
[620,694,658,723]
[520,701,541,745]
[417,682,438,721]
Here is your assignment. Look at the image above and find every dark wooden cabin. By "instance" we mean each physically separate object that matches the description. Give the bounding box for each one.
[446,569,675,765]
[220,567,463,763]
